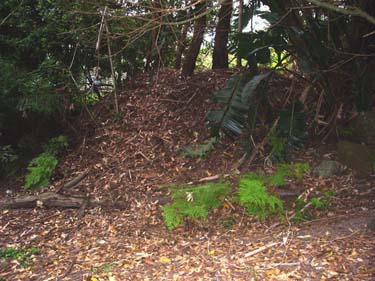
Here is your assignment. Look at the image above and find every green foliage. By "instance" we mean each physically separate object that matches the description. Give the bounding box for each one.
[0,145,18,166]
[206,72,272,137]
[237,163,310,219]
[293,189,334,221]
[24,135,68,189]
[238,174,283,219]
[25,152,58,189]
[277,100,308,151]
[291,163,311,180]
[220,216,235,228]
[0,247,39,267]
[245,3,375,112]
[179,137,217,158]
[162,183,230,230]
[268,165,290,186]
[267,163,310,186]
[310,190,334,210]
[268,131,286,162]
[43,135,69,155]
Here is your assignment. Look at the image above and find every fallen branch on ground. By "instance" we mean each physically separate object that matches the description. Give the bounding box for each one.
[0,192,128,210]
[244,242,280,258]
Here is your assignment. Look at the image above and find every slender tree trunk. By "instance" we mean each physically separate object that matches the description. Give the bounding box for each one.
[237,0,244,67]
[212,0,233,69]
[145,0,162,72]
[181,1,207,77]
[175,23,189,69]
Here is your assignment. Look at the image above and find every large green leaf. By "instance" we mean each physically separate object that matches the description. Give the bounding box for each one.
[241,72,272,104]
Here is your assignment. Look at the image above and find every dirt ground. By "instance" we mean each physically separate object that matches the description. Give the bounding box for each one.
[1,69,374,280]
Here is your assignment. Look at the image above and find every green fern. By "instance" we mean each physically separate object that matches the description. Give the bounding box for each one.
[162,183,230,230]
[268,165,290,186]
[43,135,68,155]
[291,163,310,180]
[24,135,68,189]
[238,175,283,219]
[179,137,217,158]
[268,163,310,186]
[25,152,58,189]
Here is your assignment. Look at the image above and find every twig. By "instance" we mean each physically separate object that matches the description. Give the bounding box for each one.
[257,262,300,270]
[58,257,77,280]
[104,14,119,113]
[64,198,89,241]
[309,0,375,25]
[244,242,280,258]
[198,174,220,182]
[235,118,279,170]
[56,172,89,194]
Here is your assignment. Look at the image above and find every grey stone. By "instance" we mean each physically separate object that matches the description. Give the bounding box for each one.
[337,141,375,175]
[313,160,341,178]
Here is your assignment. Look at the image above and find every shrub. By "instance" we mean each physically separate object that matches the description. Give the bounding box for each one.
[162,182,230,230]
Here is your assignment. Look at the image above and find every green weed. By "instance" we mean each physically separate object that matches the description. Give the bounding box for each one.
[0,247,39,267]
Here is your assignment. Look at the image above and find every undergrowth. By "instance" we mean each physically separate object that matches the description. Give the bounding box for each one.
[162,162,311,229]
[162,182,230,229]
[238,173,284,219]
[0,247,39,267]
[25,135,68,189]
[293,189,335,221]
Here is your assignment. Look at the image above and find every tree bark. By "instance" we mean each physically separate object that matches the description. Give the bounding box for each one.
[145,1,162,72]
[212,0,233,69]
[0,192,128,209]
[175,23,189,69]
[181,0,207,77]
[237,0,244,67]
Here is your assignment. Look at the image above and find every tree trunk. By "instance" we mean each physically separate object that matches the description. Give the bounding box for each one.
[181,1,207,77]
[175,23,189,69]
[212,0,233,69]
[145,1,162,72]
[237,0,244,67]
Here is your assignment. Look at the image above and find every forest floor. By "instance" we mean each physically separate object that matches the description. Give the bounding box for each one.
[1,69,375,280]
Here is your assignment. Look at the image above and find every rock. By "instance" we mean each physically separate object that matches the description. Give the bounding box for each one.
[337,141,375,175]
[313,160,341,178]
[345,111,375,145]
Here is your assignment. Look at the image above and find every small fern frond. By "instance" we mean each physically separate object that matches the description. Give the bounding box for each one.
[238,177,283,219]
[162,183,231,230]
[179,137,217,158]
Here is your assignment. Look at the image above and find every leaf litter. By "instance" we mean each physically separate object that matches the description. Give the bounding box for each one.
[1,69,374,280]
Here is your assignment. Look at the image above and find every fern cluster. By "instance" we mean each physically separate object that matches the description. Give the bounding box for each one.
[25,135,68,189]
[162,162,311,229]
[238,173,284,219]
[162,183,230,229]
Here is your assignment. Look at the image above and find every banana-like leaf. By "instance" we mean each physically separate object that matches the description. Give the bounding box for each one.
[207,71,272,137]
[241,72,272,104]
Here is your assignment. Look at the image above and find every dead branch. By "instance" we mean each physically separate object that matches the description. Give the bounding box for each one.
[244,242,280,258]
[56,172,88,193]
[0,192,128,210]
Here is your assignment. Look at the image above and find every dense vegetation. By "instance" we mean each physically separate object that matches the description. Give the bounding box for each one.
[0,1,374,179]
